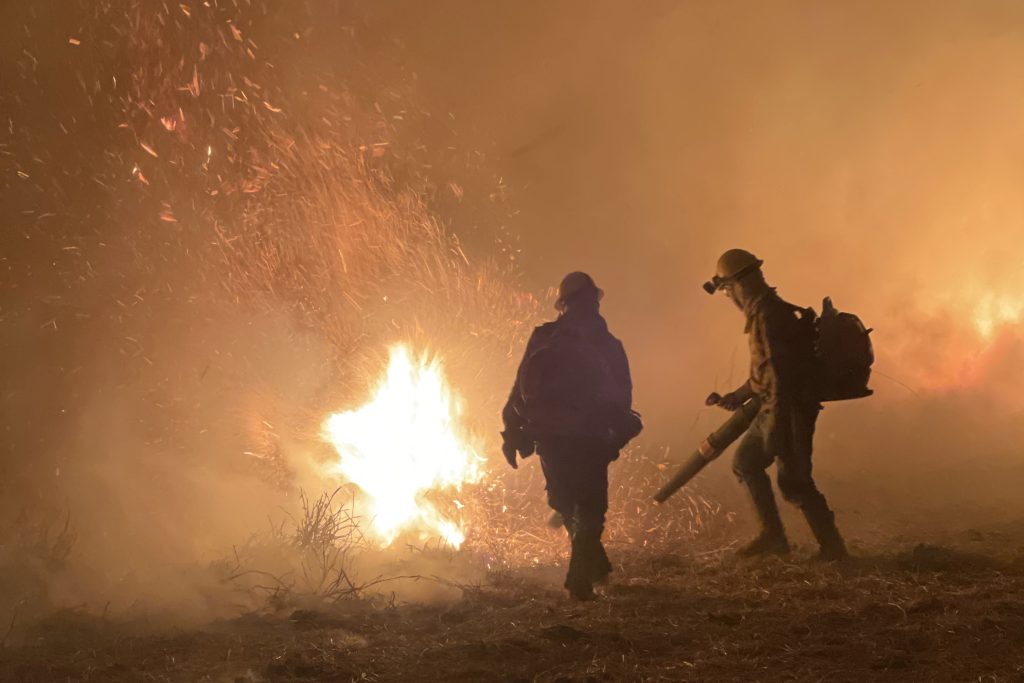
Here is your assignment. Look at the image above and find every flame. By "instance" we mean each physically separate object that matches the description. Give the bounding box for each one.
[322,345,484,548]
[885,286,1024,405]
[972,293,1024,339]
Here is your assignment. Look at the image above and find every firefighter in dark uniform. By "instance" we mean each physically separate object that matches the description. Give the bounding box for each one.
[502,272,637,600]
[707,250,848,560]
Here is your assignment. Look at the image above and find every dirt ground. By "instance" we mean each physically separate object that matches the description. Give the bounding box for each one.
[4,522,1024,683]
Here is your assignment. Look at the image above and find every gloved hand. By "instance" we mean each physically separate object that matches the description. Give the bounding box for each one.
[706,388,748,411]
[717,392,745,411]
[501,428,535,469]
[502,438,518,469]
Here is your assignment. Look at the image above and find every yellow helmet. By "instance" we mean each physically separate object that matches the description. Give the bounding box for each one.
[703,249,764,294]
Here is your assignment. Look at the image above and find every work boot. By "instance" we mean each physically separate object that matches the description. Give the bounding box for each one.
[566,580,597,601]
[737,530,791,557]
[591,542,612,585]
[811,531,848,563]
[739,474,789,557]
[563,555,597,601]
[565,573,598,602]
[803,506,849,562]
[812,544,848,563]
[565,524,608,599]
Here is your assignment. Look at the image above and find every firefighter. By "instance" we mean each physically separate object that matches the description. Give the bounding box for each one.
[706,249,848,561]
[502,272,639,600]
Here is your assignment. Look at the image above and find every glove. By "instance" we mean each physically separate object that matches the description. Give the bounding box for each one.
[718,392,745,411]
[502,438,518,469]
[501,428,535,469]
[707,391,744,411]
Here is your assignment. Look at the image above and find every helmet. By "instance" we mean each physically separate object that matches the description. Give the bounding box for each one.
[555,271,603,312]
[703,249,764,294]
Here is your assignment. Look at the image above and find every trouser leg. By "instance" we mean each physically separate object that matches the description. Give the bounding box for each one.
[774,407,847,558]
[572,455,611,583]
[540,440,612,596]
[732,428,785,539]
[540,452,576,534]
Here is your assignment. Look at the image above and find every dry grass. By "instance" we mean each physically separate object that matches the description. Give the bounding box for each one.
[463,446,729,571]
[0,511,77,638]
[217,489,373,610]
[6,537,1024,682]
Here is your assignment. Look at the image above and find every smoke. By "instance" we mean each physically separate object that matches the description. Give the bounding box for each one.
[369,0,1024,526]
[0,0,529,622]
[3,0,1024,624]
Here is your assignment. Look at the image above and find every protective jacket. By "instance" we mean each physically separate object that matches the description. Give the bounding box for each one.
[744,289,818,410]
[502,307,632,437]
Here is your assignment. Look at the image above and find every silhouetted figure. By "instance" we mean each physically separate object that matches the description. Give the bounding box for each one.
[502,272,640,599]
[704,250,848,561]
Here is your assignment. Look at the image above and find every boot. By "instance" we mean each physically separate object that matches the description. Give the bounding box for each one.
[564,524,607,600]
[803,506,848,562]
[564,552,597,601]
[738,473,790,557]
[566,579,597,601]
[564,565,597,601]
[738,528,790,557]
[590,541,612,585]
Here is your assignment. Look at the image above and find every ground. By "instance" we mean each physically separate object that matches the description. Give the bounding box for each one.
[4,527,1024,683]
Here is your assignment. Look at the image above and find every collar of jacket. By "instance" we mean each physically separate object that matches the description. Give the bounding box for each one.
[742,287,776,333]
[558,306,609,333]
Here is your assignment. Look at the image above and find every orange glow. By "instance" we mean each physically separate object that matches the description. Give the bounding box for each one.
[882,286,1024,407]
[972,293,1024,340]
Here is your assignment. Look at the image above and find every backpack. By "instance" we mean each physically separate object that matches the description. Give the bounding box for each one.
[518,324,629,439]
[815,297,874,401]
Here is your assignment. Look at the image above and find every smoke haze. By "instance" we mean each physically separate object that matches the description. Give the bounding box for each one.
[352,0,1024,545]
[2,0,1023,622]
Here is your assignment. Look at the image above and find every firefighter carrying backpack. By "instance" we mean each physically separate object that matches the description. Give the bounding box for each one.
[815,297,874,401]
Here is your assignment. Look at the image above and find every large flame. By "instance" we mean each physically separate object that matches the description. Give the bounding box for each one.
[322,345,484,548]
